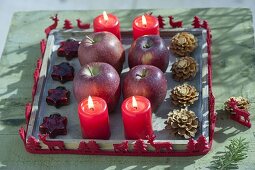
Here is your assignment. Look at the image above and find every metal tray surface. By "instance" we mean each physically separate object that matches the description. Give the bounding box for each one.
[27,29,209,151]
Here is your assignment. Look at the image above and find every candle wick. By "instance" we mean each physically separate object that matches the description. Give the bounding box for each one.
[90,107,94,111]
[134,106,138,110]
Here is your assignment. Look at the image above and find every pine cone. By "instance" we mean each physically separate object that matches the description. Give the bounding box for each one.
[171,84,199,106]
[165,108,199,139]
[170,32,197,57]
[224,96,250,112]
[171,56,198,81]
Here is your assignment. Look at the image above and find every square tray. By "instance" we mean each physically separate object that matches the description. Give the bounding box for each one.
[25,28,212,156]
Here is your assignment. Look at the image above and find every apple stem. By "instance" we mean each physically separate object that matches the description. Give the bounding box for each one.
[86,35,95,43]
[88,66,94,76]
[143,43,151,49]
[141,69,148,77]
[136,69,148,79]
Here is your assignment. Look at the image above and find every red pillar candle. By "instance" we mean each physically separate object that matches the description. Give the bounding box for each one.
[132,15,159,40]
[93,11,121,39]
[78,96,111,139]
[121,96,153,140]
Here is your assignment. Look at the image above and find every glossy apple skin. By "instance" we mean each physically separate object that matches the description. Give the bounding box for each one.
[123,65,167,111]
[78,31,125,74]
[73,62,120,112]
[128,35,170,73]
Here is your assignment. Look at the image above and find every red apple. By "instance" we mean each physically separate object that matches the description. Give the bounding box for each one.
[128,35,170,72]
[73,62,120,112]
[123,65,167,111]
[78,31,125,74]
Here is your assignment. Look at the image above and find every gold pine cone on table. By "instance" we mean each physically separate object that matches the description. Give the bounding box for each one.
[171,84,199,106]
[165,108,199,139]
[170,32,198,57]
[224,96,250,112]
[171,56,198,81]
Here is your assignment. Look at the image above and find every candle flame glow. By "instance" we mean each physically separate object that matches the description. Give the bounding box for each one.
[103,11,109,21]
[88,96,94,110]
[142,15,147,26]
[132,96,138,109]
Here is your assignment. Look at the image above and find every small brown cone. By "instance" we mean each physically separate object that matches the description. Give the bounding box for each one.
[170,32,197,57]
[224,96,250,112]
[165,108,199,139]
[171,56,198,81]
[171,84,199,106]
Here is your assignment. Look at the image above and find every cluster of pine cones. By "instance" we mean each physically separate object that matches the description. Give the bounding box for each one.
[165,32,199,139]
[170,32,198,82]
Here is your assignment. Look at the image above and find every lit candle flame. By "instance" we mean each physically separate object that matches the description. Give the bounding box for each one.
[103,11,109,22]
[142,15,147,27]
[88,96,94,110]
[132,96,138,109]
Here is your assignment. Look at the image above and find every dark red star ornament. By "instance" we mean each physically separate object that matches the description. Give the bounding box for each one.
[57,40,80,60]
[46,86,70,108]
[51,62,74,83]
[39,113,68,138]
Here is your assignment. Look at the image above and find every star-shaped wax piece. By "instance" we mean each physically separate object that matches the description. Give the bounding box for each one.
[39,113,68,138]
[51,62,74,83]
[57,39,80,60]
[46,86,70,108]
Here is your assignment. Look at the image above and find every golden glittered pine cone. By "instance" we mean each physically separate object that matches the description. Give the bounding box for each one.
[170,32,198,57]
[171,84,199,106]
[171,56,198,81]
[165,108,199,139]
[224,96,250,112]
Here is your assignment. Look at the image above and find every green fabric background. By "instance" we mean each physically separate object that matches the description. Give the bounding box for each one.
[0,8,254,169]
